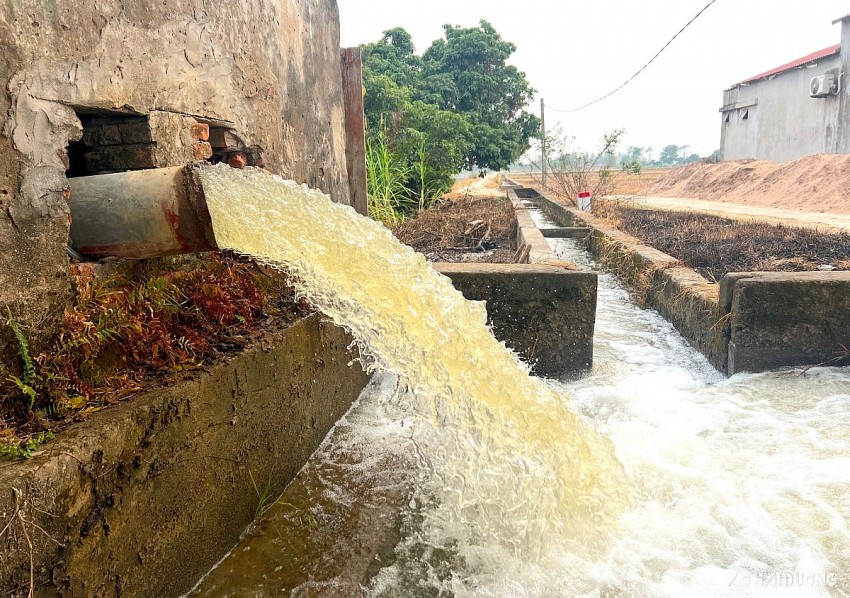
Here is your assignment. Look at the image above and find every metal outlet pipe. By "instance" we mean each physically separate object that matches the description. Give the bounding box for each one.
[67,166,218,260]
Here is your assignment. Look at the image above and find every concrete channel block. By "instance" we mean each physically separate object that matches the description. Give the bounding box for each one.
[723,271,850,374]
[524,184,728,373]
[515,182,850,376]
[0,316,369,598]
[434,263,598,376]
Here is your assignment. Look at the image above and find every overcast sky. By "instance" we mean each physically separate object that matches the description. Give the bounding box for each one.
[337,0,849,158]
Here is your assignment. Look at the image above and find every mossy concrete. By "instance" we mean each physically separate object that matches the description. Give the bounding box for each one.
[434,263,597,376]
[0,315,369,598]
[721,272,850,374]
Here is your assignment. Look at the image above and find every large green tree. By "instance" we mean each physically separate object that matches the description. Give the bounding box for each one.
[422,21,539,170]
[361,21,539,191]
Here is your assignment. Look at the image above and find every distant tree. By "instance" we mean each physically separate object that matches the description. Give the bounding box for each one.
[659,144,681,166]
[359,22,540,221]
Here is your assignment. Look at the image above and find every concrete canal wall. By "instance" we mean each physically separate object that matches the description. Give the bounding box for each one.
[0,316,369,597]
[517,184,850,375]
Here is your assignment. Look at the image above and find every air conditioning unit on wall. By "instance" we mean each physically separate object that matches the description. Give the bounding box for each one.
[811,74,838,98]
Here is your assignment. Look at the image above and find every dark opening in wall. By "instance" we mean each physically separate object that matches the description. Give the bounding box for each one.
[66,110,155,178]
[206,124,264,169]
[742,110,749,121]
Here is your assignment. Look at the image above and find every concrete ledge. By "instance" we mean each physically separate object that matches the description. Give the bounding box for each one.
[434,263,597,376]
[540,227,592,239]
[508,190,558,264]
[0,316,369,598]
[721,272,850,374]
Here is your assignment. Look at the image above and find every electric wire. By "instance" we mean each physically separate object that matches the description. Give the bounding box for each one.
[544,0,720,114]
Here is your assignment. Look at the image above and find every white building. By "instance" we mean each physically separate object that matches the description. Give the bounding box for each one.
[720,14,850,162]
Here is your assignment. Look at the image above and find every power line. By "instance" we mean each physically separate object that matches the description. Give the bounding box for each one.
[544,0,720,114]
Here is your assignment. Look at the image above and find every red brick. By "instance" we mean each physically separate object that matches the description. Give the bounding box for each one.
[190,123,210,142]
[227,152,247,169]
[192,142,213,161]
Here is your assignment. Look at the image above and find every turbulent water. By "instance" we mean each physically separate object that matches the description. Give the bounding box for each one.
[194,166,850,597]
[198,165,628,553]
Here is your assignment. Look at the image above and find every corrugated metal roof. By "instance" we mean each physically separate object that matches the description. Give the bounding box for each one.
[739,44,841,85]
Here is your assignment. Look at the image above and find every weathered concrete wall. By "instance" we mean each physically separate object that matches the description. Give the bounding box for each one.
[521,183,850,375]
[540,227,591,239]
[0,315,369,598]
[721,272,850,374]
[510,191,558,264]
[0,0,351,373]
[719,31,843,161]
[434,263,597,376]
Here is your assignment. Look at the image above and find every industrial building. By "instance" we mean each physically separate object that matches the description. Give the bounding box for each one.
[721,14,850,161]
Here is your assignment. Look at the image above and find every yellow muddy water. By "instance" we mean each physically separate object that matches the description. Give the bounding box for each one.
[197,164,627,551]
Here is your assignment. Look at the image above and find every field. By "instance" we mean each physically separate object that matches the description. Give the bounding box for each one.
[595,200,850,281]
[394,194,517,263]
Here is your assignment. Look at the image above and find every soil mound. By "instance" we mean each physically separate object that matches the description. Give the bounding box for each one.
[645,154,850,214]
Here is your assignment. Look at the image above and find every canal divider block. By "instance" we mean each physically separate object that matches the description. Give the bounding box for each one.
[540,227,592,239]
[434,263,597,377]
[432,190,598,377]
[510,180,850,375]
[720,271,850,374]
[0,316,369,598]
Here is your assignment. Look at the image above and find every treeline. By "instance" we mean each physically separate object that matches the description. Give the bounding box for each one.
[361,22,540,224]
[616,145,708,172]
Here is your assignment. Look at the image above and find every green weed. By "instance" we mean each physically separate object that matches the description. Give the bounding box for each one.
[5,308,37,411]
[0,431,54,460]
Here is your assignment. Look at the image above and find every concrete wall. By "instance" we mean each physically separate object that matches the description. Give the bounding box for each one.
[721,272,850,374]
[0,316,369,598]
[528,189,728,373]
[434,263,597,376]
[518,183,850,376]
[0,0,351,373]
[720,52,842,161]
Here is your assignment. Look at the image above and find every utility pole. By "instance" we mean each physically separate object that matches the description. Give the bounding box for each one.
[540,98,548,189]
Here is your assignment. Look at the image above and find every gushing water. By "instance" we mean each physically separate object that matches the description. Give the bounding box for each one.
[197,165,627,555]
[192,167,850,596]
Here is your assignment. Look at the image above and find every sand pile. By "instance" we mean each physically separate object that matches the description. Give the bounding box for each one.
[645,154,850,214]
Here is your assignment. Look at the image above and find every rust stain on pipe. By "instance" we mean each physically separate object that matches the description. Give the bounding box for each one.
[68,165,218,260]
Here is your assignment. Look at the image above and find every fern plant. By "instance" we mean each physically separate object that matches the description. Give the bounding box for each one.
[5,308,37,410]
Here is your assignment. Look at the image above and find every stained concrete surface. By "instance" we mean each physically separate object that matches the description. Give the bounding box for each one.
[0,0,351,378]
[435,263,598,376]
[0,316,369,598]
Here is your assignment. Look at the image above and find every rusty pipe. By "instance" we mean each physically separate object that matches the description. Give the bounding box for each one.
[67,166,218,260]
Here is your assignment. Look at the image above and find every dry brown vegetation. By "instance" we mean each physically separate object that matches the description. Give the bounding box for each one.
[1,256,312,450]
[596,200,850,282]
[394,195,517,263]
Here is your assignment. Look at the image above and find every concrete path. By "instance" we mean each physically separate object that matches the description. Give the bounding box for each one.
[610,195,850,233]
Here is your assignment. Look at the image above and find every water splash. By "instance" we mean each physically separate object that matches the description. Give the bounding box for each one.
[197,164,628,554]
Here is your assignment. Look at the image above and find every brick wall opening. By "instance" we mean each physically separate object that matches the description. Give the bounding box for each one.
[66,110,155,178]
[206,123,264,169]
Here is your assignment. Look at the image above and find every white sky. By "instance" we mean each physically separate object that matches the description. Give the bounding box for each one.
[337,0,849,157]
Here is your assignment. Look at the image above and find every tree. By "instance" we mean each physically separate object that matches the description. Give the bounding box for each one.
[361,22,539,177]
[421,21,540,170]
[659,145,681,166]
[543,129,625,207]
